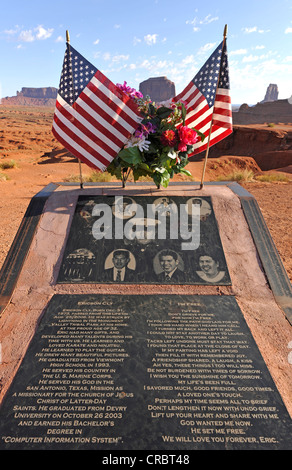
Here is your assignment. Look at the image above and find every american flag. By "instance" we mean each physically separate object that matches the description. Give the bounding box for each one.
[52,43,142,171]
[174,40,232,156]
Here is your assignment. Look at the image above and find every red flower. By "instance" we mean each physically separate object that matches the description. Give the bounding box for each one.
[178,126,198,150]
[160,129,177,147]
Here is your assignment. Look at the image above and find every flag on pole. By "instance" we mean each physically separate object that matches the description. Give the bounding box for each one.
[52,43,142,171]
[173,40,232,156]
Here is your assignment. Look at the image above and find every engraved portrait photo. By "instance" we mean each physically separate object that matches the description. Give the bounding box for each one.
[103,249,136,282]
[153,249,186,282]
[185,197,212,221]
[195,249,227,283]
[57,195,231,285]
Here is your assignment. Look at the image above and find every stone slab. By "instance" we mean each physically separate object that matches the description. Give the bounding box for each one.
[0,182,291,452]
[0,294,291,450]
[57,195,231,285]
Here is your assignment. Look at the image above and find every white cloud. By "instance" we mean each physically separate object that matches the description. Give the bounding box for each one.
[133,36,141,46]
[111,54,129,63]
[285,27,292,33]
[181,55,195,65]
[55,36,64,43]
[144,34,158,45]
[198,42,216,55]
[242,26,257,33]
[15,25,54,43]
[242,54,260,63]
[18,29,34,42]
[93,39,100,45]
[242,26,269,34]
[186,14,219,32]
[229,49,248,56]
[242,51,275,63]
[230,57,292,103]
[4,28,18,35]
[200,14,219,24]
[35,25,53,40]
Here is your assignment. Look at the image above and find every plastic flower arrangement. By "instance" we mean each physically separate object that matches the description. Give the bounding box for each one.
[107,82,205,188]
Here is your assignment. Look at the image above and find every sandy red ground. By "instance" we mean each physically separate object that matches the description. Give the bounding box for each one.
[0,106,291,281]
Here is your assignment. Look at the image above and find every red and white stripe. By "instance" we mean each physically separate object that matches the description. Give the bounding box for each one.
[52,70,142,171]
[175,84,232,156]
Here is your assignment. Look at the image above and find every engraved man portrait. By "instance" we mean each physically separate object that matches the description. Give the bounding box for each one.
[103,249,136,282]
[155,249,185,282]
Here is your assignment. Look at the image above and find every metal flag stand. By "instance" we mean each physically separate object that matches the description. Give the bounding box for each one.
[199,24,228,190]
[66,30,84,189]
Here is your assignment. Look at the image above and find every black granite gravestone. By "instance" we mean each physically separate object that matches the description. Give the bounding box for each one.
[57,196,231,285]
[0,294,291,450]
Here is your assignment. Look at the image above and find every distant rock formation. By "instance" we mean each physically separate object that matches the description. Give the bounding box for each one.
[205,125,292,172]
[139,77,176,102]
[263,84,278,102]
[233,99,292,125]
[18,87,58,99]
[1,87,58,106]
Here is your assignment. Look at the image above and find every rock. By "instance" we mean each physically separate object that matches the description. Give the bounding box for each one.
[202,125,292,171]
[1,87,58,106]
[233,99,292,125]
[263,84,278,102]
[139,76,176,102]
[19,87,58,99]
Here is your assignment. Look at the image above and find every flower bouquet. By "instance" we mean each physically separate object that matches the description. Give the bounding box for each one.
[107,82,205,188]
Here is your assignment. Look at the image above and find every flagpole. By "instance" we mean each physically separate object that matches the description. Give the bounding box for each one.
[66,30,84,189]
[199,24,228,190]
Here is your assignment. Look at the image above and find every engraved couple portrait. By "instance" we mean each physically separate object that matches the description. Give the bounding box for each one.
[102,248,185,283]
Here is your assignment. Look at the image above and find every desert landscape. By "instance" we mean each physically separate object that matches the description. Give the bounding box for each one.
[0,104,291,282]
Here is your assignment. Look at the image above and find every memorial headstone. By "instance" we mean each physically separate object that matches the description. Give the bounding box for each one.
[1,183,291,453]
[0,294,291,450]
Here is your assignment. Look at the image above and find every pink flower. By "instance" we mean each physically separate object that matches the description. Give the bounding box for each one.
[177,125,198,152]
[177,142,187,152]
[161,129,177,147]
[116,81,143,99]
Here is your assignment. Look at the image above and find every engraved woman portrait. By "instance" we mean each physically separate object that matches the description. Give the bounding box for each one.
[195,251,226,283]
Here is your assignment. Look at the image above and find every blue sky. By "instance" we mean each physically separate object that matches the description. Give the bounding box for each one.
[1,0,292,104]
